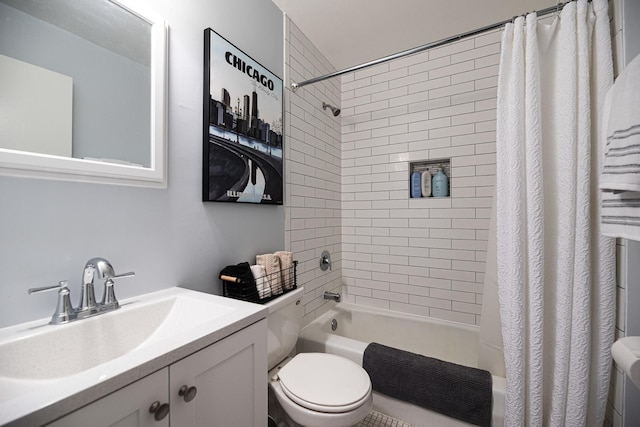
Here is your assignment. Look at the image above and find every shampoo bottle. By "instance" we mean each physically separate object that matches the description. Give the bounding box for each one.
[411,172,422,198]
[421,171,431,197]
[432,169,449,197]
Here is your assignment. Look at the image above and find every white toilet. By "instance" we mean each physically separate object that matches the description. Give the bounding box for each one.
[265,287,373,427]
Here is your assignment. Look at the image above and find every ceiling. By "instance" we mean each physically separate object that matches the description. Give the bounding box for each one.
[272,0,558,72]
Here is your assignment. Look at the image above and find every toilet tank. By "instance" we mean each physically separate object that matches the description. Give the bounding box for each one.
[264,287,304,370]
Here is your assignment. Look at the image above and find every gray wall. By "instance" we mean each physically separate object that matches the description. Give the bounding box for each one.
[0,0,285,328]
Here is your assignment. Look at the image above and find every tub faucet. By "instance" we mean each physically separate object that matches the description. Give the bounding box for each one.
[323,291,341,302]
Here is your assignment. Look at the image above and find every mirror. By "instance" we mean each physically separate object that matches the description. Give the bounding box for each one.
[0,0,167,187]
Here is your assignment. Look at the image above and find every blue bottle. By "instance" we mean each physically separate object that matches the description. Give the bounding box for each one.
[432,169,449,197]
[411,172,422,198]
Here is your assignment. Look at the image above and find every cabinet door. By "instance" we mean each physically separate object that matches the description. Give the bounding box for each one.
[47,368,169,427]
[170,319,267,427]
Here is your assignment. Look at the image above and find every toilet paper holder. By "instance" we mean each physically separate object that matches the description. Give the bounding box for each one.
[612,336,640,389]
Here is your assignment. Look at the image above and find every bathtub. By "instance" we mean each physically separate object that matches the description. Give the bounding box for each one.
[297,303,505,427]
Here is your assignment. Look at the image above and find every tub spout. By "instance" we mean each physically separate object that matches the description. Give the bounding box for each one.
[323,291,341,302]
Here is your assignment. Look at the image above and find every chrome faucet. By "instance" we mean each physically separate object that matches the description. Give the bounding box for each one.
[29,258,135,325]
[323,290,341,302]
[78,257,135,316]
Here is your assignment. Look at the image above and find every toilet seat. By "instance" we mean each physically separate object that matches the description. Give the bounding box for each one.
[276,353,371,413]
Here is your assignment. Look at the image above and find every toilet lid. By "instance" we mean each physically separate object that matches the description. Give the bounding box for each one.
[277,353,371,413]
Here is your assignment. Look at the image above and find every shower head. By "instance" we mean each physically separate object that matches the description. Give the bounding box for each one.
[322,102,341,117]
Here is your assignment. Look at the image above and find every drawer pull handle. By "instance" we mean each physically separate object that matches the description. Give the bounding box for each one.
[178,385,198,402]
[149,401,170,421]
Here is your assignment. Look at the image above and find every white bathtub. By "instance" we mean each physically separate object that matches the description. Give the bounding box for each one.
[297,303,505,427]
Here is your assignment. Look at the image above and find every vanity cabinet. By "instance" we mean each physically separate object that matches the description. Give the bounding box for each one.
[48,368,169,427]
[48,320,267,427]
[170,319,267,426]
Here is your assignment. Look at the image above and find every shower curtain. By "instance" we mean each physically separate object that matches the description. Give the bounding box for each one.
[496,0,616,425]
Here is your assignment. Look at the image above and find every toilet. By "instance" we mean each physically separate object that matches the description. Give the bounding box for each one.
[265,287,372,427]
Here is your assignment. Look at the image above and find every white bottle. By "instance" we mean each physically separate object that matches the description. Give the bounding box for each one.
[421,171,431,197]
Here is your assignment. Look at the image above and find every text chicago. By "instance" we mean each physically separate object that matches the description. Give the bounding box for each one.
[225,52,274,90]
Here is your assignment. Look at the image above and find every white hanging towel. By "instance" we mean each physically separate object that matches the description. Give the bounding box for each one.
[275,251,294,290]
[601,53,640,239]
[250,264,271,299]
[256,253,283,295]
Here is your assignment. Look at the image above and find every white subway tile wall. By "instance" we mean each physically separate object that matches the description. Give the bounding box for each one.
[284,18,342,325]
[340,29,501,326]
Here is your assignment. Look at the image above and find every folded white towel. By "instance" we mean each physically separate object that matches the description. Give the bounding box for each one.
[601,53,640,239]
[250,264,271,299]
[601,53,640,191]
[275,251,294,290]
[256,254,282,296]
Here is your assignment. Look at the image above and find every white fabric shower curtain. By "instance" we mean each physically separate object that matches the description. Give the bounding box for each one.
[496,0,616,425]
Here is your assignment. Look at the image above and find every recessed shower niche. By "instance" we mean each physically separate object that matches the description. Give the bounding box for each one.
[409,159,451,199]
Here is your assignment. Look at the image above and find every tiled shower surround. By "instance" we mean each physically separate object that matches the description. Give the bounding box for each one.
[340,30,501,325]
[285,22,500,325]
[284,18,343,324]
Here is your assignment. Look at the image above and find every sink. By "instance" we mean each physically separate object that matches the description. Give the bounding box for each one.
[0,287,267,427]
[0,298,173,379]
[0,292,234,379]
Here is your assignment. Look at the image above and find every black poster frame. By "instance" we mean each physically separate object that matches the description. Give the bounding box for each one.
[202,28,283,205]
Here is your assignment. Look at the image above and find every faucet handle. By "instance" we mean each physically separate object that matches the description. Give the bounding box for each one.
[320,250,332,271]
[100,271,135,309]
[28,281,68,295]
[28,281,75,325]
[101,279,119,309]
[112,271,135,279]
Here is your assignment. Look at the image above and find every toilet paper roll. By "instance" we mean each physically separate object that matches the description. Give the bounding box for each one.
[612,336,640,389]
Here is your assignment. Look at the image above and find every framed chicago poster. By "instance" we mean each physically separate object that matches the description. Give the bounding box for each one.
[203,28,283,204]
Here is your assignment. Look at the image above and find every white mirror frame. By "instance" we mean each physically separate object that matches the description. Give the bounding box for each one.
[0,0,168,188]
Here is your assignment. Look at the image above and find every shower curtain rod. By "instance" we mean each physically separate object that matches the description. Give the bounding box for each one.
[290,0,583,92]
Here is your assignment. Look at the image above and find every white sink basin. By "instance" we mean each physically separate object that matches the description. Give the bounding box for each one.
[0,292,234,379]
[0,287,267,427]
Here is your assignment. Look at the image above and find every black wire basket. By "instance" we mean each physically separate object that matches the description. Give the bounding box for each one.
[221,260,297,304]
